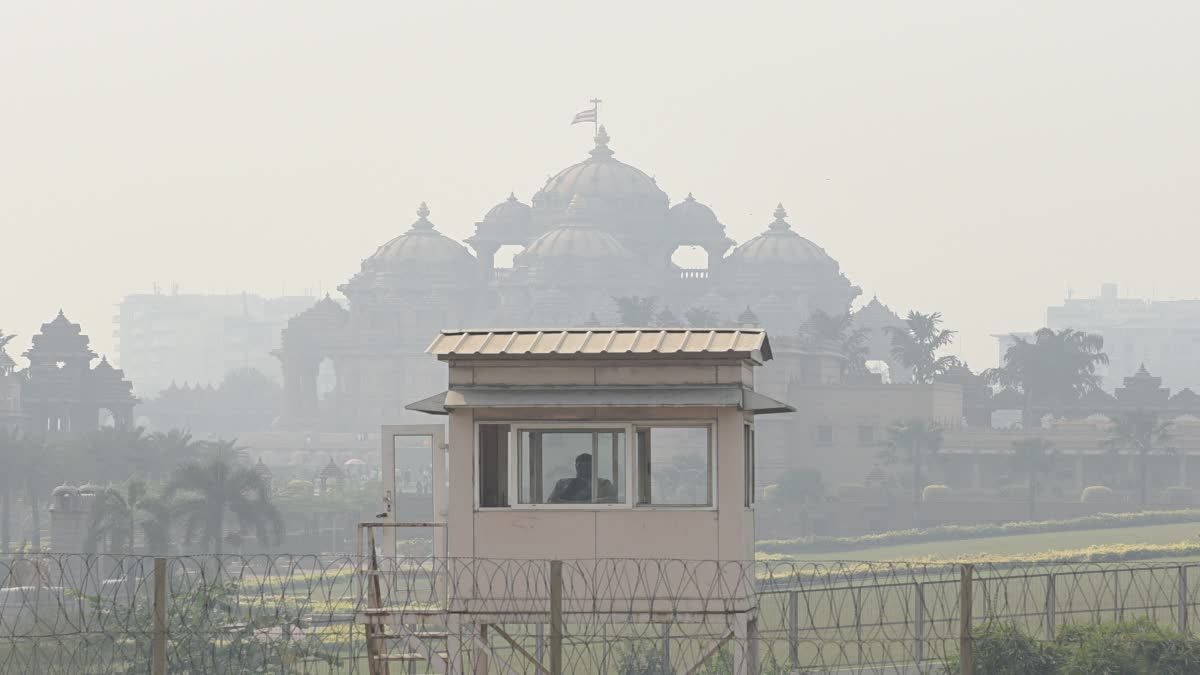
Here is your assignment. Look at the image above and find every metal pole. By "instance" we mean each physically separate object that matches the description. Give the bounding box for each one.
[1179,566,1189,634]
[550,560,563,675]
[536,623,544,664]
[151,557,167,675]
[1114,568,1122,622]
[1046,574,1056,641]
[914,582,925,666]
[960,564,974,675]
[661,622,671,670]
[788,590,799,670]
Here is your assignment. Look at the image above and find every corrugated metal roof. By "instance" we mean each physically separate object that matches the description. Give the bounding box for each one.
[405,385,795,415]
[426,329,772,361]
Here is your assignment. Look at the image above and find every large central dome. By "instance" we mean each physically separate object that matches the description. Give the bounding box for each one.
[531,126,669,230]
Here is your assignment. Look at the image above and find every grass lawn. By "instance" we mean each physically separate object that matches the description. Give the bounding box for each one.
[775,521,1200,562]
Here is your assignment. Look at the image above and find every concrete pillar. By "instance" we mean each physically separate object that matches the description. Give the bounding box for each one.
[971,453,983,489]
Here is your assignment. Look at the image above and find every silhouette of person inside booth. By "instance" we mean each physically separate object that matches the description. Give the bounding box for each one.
[547,453,617,503]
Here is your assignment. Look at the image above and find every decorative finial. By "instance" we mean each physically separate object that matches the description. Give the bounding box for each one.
[590,125,614,158]
[685,192,696,202]
[769,203,791,231]
[507,192,518,202]
[411,202,434,231]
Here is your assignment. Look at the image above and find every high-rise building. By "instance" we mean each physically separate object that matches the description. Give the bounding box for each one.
[115,291,317,396]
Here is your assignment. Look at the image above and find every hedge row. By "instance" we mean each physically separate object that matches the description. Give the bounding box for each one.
[960,619,1200,674]
[757,509,1200,554]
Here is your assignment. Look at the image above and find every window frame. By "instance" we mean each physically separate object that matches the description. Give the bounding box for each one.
[473,420,718,511]
[634,422,717,509]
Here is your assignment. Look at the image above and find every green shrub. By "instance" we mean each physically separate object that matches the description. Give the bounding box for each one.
[757,509,1200,555]
[1056,618,1200,675]
[1081,485,1119,503]
[922,484,951,501]
[961,623,1059,675]
[954,619,1200,675]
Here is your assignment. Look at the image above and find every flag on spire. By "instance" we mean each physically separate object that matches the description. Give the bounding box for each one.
[571,107,597,125]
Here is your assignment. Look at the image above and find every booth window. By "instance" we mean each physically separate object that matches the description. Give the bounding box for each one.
[478,424,510,507]
[516,429,626,505]
[636,426,712,507]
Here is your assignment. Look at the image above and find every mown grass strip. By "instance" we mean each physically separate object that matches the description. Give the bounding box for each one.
[758,509,1200,554]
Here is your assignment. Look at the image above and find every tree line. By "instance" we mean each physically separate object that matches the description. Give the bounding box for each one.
[0,427,281,555]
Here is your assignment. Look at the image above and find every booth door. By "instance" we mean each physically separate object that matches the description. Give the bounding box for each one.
[380,424,447,559]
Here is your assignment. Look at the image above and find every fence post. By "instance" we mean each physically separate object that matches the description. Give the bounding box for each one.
[1046,573,1056,641]
[662,622,671,670]
[1179,566,1189,634]
[550,560,563,675]
[959,564,974,675]
[788,590,799,670]
[536,623,545,664]
[151,557,167,675]
[1113,568,1122,622]
[914,582,925,667]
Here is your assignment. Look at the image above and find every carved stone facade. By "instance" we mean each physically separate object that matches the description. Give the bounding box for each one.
[276,128,863,430]
[17,311,137,438]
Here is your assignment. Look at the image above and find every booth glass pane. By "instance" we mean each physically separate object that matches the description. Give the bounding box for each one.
[517,429,626,505]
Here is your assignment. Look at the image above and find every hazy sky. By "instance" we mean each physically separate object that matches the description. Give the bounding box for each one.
[3,1,1198,371]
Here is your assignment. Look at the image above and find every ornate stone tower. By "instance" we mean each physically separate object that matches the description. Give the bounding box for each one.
[20,311,136,437]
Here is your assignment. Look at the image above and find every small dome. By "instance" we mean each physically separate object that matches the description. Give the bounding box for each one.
[669,193,724,234]
[481,193,532,228]
[727,204,837,268]
[79,483,102,495]
[518,197,635,263]
[51,485,80,498]
[364,203,476,271]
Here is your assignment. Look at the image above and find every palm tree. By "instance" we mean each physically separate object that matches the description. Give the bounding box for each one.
[1009,438,1055,520]
[984,328,1108,429]
[148,429,199,477]
[85,479,172,555]
[684,307,720,328]
[69,426,154,484]
[19,434,57,550]
[1103,410,1173,506]
[166,454,283,554]
[800,310,869,375]
[881,418,945,523]
[612,296,659,327]
[884,311,959,383]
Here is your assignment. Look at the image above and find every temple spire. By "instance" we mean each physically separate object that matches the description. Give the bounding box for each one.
[411,202,434,231]
[769,203,791,231]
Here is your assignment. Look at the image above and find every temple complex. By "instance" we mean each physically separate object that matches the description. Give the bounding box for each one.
[274,127,863,431]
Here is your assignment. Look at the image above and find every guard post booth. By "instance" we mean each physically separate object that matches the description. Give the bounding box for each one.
[398,327,793,674]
